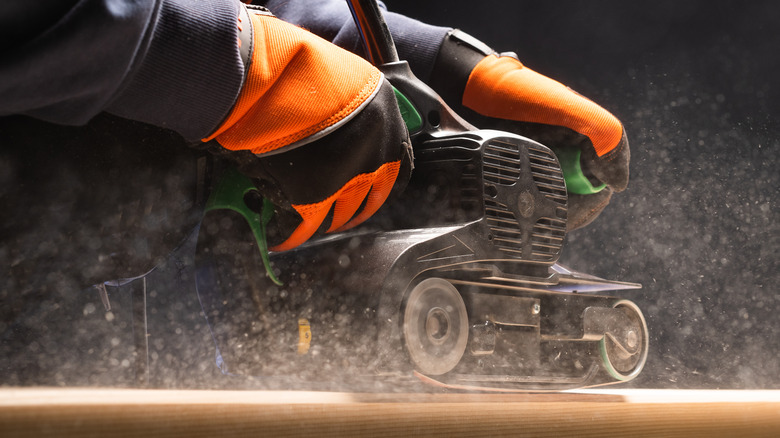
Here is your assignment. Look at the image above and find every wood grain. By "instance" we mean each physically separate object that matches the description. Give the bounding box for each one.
[1,388,779,437]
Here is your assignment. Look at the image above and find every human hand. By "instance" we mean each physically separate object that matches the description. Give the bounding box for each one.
[205,6,412,250]
[429,30,630,230]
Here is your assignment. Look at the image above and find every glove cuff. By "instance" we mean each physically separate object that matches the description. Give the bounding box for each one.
[429,29,494,111]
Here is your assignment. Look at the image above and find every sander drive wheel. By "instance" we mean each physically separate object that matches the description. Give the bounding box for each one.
[402,278,469,376]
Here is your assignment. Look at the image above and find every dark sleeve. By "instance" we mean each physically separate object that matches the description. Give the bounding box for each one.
[0,0,245,141]
[261,0,451,83]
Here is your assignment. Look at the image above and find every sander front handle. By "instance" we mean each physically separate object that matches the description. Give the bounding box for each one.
[346,0,399,66]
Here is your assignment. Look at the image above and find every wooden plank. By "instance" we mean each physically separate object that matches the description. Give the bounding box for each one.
[1,388,779,437]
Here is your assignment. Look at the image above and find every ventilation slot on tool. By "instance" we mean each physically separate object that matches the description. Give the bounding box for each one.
[531,217,567,260]
[460,164,482,217]
[484,140,522,186]
[485,199,523,257]
[528,146,567,207]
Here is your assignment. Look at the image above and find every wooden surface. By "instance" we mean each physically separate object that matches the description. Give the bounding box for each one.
[1,388,779,437]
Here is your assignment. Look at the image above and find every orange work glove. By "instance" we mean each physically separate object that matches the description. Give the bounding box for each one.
[429,30,630,230]
[204,5,412,251]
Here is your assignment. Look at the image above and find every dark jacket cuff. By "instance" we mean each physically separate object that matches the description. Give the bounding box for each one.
[107,0,245,141]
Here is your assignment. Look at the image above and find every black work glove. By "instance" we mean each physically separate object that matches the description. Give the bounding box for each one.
[429,30,630,230]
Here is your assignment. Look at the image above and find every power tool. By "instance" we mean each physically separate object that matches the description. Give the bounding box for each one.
[194,0,648,391]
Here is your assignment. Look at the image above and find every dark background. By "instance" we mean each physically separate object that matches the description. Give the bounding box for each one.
[1,0,777,389]
[388,0,779,388]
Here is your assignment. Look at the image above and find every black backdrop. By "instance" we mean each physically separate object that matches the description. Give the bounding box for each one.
[1,0,777,389]
[386,0,779,388]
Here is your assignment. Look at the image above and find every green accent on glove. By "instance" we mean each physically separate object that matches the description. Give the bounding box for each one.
[393,86,423,133]
[556,148,607,195]
[205,169,283,286]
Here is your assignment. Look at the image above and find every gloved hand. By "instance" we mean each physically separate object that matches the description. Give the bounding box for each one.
[429,30,630,230]
[205,5,412,251]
